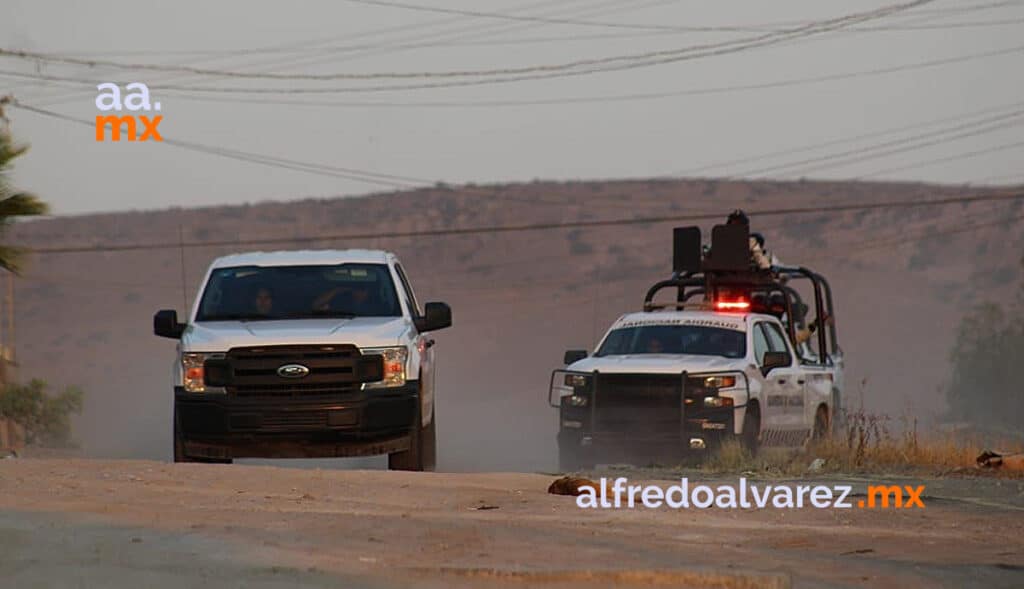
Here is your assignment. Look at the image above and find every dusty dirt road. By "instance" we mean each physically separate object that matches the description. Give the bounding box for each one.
[0,460,1022,588]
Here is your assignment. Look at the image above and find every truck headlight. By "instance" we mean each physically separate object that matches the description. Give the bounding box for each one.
[563,373,592,391]
[181,352,226,394]
[703,396,734,408]
[362,347,408,389]
[566,394,589,407]
[703,375,737,389]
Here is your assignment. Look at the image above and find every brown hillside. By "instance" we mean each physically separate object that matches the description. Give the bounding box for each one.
[9,179,1022,470]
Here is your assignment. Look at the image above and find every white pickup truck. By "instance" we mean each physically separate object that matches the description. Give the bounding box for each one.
[153,249,451,470]
[549,224,843,470]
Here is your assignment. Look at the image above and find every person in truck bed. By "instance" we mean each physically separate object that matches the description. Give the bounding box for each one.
[725,210,777,270]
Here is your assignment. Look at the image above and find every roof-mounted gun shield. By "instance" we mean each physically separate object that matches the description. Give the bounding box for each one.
[673,226,703,275]
[704,224,750,271]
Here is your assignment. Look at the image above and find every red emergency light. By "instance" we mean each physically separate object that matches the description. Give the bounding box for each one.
[714,300,750,311]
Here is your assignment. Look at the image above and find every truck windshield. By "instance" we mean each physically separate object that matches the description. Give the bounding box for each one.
[595,325,746,358]
[195,264,402,321]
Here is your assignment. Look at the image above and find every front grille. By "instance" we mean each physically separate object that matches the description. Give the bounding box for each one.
[259,411,328,429]
[593,373,683,434]
[228,410,329,431]
[218,345,368,397]
[596,374,682,409]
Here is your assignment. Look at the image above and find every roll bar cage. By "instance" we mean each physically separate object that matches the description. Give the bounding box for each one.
[642,225,840,365]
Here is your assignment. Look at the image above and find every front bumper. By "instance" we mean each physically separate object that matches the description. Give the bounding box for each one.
[559,405,736,448]
[175,381,418,459]
[555,370,740,463]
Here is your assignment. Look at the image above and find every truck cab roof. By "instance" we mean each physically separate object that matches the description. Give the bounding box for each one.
[210,249,395,269]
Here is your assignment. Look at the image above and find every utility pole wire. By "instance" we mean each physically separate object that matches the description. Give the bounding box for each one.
[18,191,1024,255]
[8,101,430,188]
[0,1,932,82]
[733,110,1024,178]
[5,42,1020,100]
[857,138,1024,179]
[676,99,1024,176]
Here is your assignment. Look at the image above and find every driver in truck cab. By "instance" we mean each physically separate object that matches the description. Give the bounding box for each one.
[253,286,274,315]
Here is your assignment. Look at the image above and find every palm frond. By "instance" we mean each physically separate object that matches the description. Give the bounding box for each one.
[0,132,29,171]
[0,245,25,274]
[0,192,48,217]
[0,128,48,273]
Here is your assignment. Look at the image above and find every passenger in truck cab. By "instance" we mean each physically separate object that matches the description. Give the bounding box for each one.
[644,335,667,354]
[313,281,383,315]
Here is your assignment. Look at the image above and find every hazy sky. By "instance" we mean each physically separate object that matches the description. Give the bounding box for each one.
[2,0,1022,215]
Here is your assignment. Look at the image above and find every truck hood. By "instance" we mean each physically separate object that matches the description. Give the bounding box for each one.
[182,317,411,351]
[567,354,747,374]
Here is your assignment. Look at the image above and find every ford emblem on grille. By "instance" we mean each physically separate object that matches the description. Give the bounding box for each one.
[277,363,310,378]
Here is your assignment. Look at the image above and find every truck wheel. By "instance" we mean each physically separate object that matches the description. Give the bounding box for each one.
[388,398,435,472]
[811,406,830,442]
[741,404,761,456]
[557,434,593,472]
[173,408,232,464]
[421,406,437,472]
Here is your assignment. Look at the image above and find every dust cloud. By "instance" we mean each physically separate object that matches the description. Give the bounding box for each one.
[9,180,1019,470]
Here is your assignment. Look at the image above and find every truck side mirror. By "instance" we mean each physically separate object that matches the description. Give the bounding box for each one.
[761,351,791,376]
[564,350,588,365]
[414,302,452,333]
[154,309,186,339]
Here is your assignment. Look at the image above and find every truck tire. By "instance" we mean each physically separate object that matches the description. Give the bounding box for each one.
[173,407,232,464]
[741,403,761,456]
[811,406,830,442]
[557,434,593,472]
[421,406,437,472]
[388,396,435,472]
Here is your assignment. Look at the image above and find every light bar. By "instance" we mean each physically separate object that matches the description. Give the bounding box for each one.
[714,300,750,311]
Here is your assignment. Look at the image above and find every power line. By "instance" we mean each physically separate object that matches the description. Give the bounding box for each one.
[801,208,1024,263]
[336,0,817,33]
[857,138,1024,179]
[216,0,670,96]
[9,39,1019,104]
[18,190,1024,254]
[30,16,1024,64]
[9,99,740,216]
[6,100,430,188]
[676,100,1024,176]
[90,41,1024,98]
[732,109,1024,178]
[325,0,1022,34]
[0,1,931,84]
[13,0,562,107]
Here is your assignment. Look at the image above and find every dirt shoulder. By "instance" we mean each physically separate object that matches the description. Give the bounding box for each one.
[0,459,1022,588]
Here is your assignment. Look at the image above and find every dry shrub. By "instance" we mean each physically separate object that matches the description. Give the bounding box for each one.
[702,440,806,477]
[812,410,980,474]
[701,410,1024,478]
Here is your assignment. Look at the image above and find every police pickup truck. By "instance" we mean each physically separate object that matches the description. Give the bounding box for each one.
[549,225,843,470]
[153,250,451,470]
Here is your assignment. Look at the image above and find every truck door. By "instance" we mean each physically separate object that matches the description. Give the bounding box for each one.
[395,264,435,427]
[755,321,805,441]
[763,322,806,435]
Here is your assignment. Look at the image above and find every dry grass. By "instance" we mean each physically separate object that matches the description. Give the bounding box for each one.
[701,411,1024,478]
